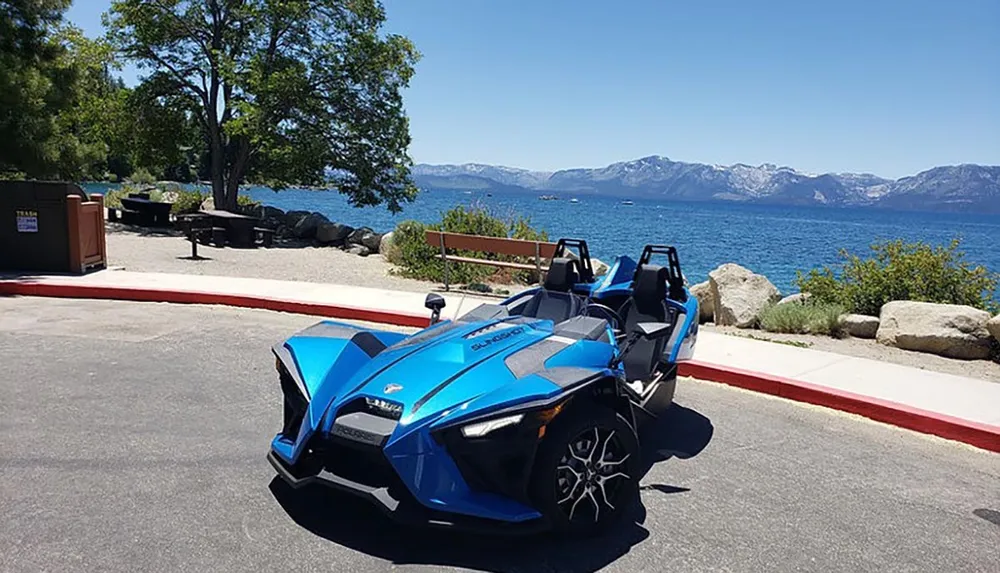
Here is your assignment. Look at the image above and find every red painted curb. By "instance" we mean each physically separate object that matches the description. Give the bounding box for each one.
[679,360,1000,453]
[0,281,432,328]
[3,279,997,452]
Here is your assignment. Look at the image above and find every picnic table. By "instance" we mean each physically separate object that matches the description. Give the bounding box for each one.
[110,192,173,227]
[176,209,274,254]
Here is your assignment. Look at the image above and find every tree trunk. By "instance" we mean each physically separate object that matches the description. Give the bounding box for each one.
[224,138,252,211]
[224,170,241,211]
[209,130,227,210]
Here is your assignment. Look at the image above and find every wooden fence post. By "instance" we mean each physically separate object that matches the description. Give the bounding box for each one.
[90,193,107,267]
[534,242,541,284]
[66,195,83,273]
[439,233,449,291]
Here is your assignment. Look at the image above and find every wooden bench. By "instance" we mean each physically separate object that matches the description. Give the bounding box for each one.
[425,230,558,290]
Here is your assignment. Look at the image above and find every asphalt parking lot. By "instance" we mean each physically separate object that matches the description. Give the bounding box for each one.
[1,297,997,573]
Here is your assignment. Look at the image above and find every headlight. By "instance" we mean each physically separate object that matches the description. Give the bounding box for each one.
[460,414,524,438]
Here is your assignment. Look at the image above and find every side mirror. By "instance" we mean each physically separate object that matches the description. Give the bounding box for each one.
[425,293,446,324]
[635,322,672,340]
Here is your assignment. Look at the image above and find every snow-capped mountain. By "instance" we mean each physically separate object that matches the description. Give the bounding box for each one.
[411,163,552,189]
[411,156,999,213]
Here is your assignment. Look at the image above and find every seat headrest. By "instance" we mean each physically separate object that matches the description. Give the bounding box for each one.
[544,258,579,292]
[633,264,667,307]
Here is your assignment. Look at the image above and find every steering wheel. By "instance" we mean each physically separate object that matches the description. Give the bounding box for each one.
[584,302,625,333]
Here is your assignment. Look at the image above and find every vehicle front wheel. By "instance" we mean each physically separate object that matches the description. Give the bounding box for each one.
[529,405,640,536]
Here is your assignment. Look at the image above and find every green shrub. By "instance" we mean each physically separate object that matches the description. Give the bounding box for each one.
[127,167,156,185]
[103,183,163,209]
[103,186,127,209]
[759,301,847,337]
[387,204,549,284]
[237,194,260,211]
[796,238,999,316]
[171,188,206,214]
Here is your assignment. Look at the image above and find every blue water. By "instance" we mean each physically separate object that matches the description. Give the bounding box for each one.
[86,183,999,295]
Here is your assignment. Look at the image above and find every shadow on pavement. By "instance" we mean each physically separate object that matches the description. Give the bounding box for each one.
[270,478,649,573]
[639,402,715,473]
[973,508,1000,527]
[269,403,713,572]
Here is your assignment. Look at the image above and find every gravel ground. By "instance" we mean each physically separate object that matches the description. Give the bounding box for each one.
[2,297,997,573]
[104,226,999,382]
[105,225,516,296]
[706,324,1000,383]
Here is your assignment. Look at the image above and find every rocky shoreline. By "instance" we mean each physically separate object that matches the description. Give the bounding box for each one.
[246,204,394,257]
[689,262,1000,363]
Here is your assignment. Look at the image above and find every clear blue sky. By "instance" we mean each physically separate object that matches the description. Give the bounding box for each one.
[67,0,999,178]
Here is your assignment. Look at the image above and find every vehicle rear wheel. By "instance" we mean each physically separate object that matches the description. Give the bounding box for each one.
[529,405,639,536]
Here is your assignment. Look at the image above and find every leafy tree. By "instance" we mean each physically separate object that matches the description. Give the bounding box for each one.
[54,26,204,183]
[105,0,421,211]
[51,25,129,180]
[0,0,74,177]
[127,76,203,182]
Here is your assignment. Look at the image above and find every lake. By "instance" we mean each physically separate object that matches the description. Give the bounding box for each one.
[85,183,999,295]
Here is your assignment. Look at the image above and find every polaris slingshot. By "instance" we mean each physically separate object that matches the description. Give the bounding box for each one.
[268,241,699,535]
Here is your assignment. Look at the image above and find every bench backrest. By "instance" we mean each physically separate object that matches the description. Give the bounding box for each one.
[425,230,558,258]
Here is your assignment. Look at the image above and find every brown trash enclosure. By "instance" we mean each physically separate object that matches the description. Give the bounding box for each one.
[0,181,108,274]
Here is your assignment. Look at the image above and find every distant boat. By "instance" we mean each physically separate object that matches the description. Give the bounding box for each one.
[621,200,634,205]
[538,195,558,201]
[569,198,580,204]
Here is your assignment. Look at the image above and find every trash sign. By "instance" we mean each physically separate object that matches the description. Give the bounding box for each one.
[16,209,39,233]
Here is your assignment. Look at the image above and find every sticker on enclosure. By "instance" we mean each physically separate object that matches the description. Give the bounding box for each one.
[16,210,38,233]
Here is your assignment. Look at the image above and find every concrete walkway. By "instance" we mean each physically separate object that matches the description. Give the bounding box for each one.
[696,331,1000,427]
[0,269,489,328]
[2,268,998,451]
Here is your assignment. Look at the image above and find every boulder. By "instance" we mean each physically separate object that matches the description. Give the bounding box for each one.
[251,205,284,230]
[876,301,993,360]
[275,225,295,240]
[253,205,285,220]
[315,222,353,245]
[777,292,811,305]
[378,231,395,256]
[345,244,370,257]
[347,227,380,251]
[708,263,781,328]
[841,314,879,339]
[690,281,714,323]
[591,257,610,277]
[283,210,310,228]
[989,314,1000,343]
[362,232,383,252]
[292,212,329,239]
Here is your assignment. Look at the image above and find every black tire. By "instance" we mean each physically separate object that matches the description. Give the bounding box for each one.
[529,404,640,536]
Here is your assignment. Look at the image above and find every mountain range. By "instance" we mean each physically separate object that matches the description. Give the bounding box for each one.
[411,157,1000,213]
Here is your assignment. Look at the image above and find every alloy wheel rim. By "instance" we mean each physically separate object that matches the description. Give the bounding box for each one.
[555,426,631,523]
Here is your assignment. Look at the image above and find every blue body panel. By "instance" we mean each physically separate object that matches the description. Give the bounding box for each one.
[270,249,700,525]
[271,316,601,522]
[571,255,638,299]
